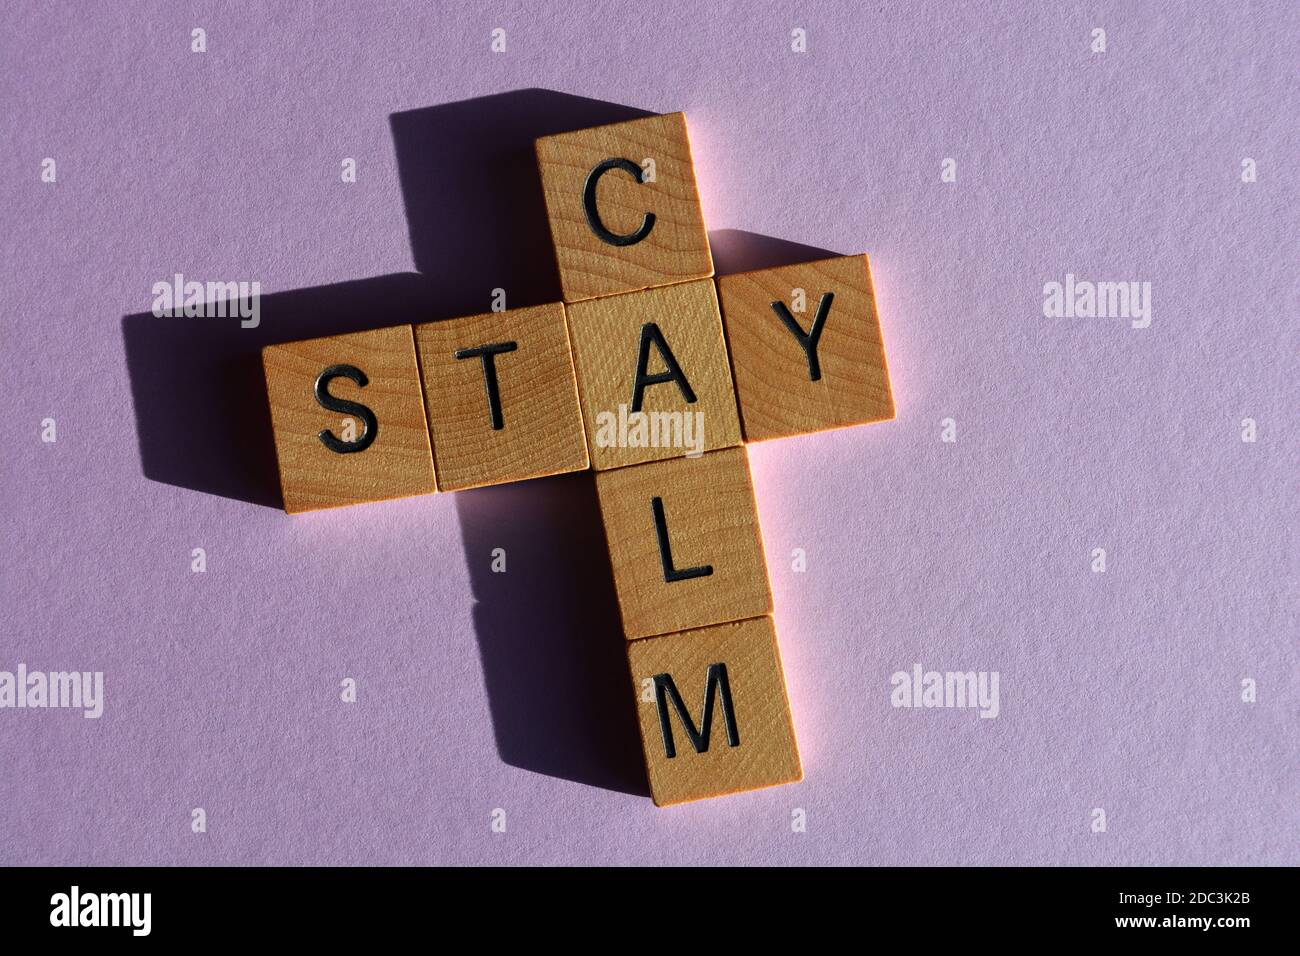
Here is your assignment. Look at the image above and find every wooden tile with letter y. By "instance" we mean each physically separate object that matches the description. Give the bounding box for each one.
[716,254,895,441]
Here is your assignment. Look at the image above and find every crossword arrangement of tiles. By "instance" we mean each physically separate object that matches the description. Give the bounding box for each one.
[262,112,896,806]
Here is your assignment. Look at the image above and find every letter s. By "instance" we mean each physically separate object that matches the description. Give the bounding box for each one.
[314,364,378,453]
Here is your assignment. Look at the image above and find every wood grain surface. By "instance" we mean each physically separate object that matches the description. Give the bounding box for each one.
[716,254,895,441]
[595,447,771,639]
[414,303,589,491]
[567,279,742,471]
[627,616,802,806]
[262,326,436,513]
[535,112,713,302]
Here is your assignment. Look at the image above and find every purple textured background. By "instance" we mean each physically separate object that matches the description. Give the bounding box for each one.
[2,1,1295,865]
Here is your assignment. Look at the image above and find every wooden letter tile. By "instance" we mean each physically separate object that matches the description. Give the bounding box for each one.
[414,303,589,491]
[627,616,802,807]
[595,447,771,640]
[262,326,436,514]
[535,112,713,302]
[567,278,741,471]
[716,254,895,442]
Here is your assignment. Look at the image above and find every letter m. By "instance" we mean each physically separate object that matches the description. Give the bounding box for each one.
[101,893,129,927]
[652,663,740,758]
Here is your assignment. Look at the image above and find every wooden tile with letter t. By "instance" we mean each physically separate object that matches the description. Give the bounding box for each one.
[595,447,771,640]
[262,326,437,513]
[535,112,713,302]
[716,254,895,442]
[414,303,588,491]
[627,616,802,807]
[567,278,742,471]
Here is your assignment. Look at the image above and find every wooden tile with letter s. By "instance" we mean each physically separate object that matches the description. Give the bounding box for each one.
[535,112,713,302]
[262,326,436,514]
[567,278,742,471]
[595,447,771,640]
[414,303,589,491]
[716,253,895,442]
[627,616,802,807]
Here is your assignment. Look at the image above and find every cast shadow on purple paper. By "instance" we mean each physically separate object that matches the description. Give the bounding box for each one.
[121,273,436,508]
[119,88,837,797]
[452,472,648,795]
[389,91,654,794]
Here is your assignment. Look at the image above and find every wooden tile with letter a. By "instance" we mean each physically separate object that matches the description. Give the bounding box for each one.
[716,254,895,442]
[595,447,771,640]
[535,112,713,302]
[262,326,436,513]
[414,303,589,491]
[627,616,802,807]
[567,278,742,471]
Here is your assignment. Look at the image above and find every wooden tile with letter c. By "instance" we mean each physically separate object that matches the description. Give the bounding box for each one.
[535,112,713,302]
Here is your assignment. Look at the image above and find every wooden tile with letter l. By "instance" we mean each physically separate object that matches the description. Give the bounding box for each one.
[414,303,589,491]
[567,278,742,472]
[716,254,895,442]
[595,447,771,640]
[262,326,436,514]
[627,616,802,807]
[535,112,713,303]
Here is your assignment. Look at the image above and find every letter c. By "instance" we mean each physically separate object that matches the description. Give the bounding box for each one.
[582,158,656,247]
